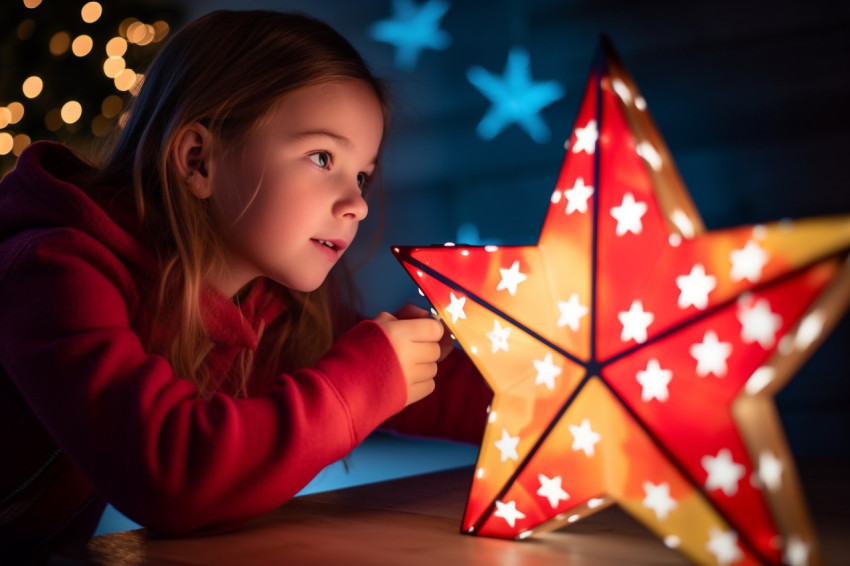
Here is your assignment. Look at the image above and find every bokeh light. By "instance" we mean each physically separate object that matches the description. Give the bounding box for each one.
[60,100,83,124]
[106,36,128,57]
[0,133,12,156]
[44,108,63,132]
[81,2,103,24]
[23,0,42,8]
[72,34,94,57]
[22,76,43,99]
[49,31,71,56]
[101,95,123,118]
[0,108,11,129]
[12,134,32,157]
[114,69,137,92]
[7,102,25,124]
[103,56,126,78]
[17,19,36,40]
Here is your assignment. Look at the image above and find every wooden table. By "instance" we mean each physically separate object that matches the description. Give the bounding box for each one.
[52,460,850,565]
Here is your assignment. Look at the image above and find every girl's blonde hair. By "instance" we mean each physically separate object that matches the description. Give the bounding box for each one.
[95,10,387,397]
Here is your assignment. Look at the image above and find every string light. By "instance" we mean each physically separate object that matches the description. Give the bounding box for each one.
[103,56,126,78]
[49,31,71,56]
[22,76,43,98]
[105,37,127,57]
[81,2,103,24]
[60,101,83,124]
[12,134,32,157]
[0,133,12,156]
[23,0,42,8]
[114,69,137,92]
[0,108,11,129]
[6,102,24,124]
[71,34,94,57]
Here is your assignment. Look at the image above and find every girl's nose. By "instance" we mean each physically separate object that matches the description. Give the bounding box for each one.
[335,185,368,221]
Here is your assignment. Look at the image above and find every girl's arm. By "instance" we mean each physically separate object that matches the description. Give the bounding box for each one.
[0,228,409,536]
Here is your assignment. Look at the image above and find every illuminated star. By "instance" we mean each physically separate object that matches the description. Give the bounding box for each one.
[730,240,769,283]
[564,177,594,214]
[497,260,527,295]
[445,292,467,324]
[737,297,782,349]
[636,359,672,402]
[569,418,601,457]
[571,119,597,154]
[556,293,588,331]
[394,39,850,562]
[533,352,562,390]
[493,500,525,528]
[369,0,450,70]
[537,474,569,508]
[618,299,654,343]
[706,528,744,566]
[702,448,746,497]
[467,47,565,143]
[642,481,677,520]
[487,320,511,353]
[676,264,717,310]
[494,428,520,462]
[757,451,783,492]
[690,330,733,377]
[610,192,648,236]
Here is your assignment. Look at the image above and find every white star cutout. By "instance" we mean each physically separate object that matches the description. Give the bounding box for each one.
[564,177,594,214]
[756,451,783,492]
[494,500,526,528]
[730,240,769,283]
[494,428,520,462]
[784,535,810,566]
[642,481,677,520]
[618,300,654,343]
[557,293,588,331]
[569,418,601,457]
[497,260,527,296]
[702,448,746,497]
[737,297,782,349]
[676,264,717,310]
[571,119,597,154]
[536,474,569,508]
[706,528,744,566]
[636,359,673,402]
[533,352,563,390]
[610,192,648,236]
[486,320,511,353]
[445,292,467,324]
[690,330,733,377]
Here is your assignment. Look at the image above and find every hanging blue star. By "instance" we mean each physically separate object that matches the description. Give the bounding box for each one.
[467,47,565,143]
[369,0,451,71]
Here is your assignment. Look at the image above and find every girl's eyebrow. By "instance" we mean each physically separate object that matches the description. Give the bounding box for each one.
[292,129,351,146]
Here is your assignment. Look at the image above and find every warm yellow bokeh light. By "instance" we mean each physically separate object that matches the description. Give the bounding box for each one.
[17,19,36,41]
[12,134,32,157]
[61,101,83,124]
[119,18,138,38]
[72,35,93,57]
[126,22,147,44]
[49,31,71,56]
[0,133,12,156]
[103,56,126,79]
[153,21,170,42]
[23,0,42,8]
[7,102,24,124]
[0,107,11,129]
[22,76,43,98]
[114,69,137,92]
[81,2,102,24]
[91,114,112,137]
[101,95,123,118]
[105,36,127,57]
[44,108,63,132]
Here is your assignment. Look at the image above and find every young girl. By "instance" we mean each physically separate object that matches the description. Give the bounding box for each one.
[0,10,491,561]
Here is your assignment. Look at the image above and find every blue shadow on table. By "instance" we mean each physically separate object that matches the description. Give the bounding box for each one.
[94,431,480,535]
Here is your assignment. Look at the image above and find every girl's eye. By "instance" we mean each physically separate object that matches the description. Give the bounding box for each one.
[309,151,331,168]
[357,172,370,190]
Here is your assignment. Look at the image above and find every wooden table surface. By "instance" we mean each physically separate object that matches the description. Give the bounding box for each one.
[51,460,850,565]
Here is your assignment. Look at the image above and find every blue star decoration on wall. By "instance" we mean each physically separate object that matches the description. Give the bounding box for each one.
[369,0,451,71]
[467,47,565,143]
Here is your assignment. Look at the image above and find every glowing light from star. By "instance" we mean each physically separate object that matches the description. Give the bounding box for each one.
[467,47,565,143]
[369,0,450,70]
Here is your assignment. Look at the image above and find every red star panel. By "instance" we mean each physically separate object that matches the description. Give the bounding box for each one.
[393,40,850,565]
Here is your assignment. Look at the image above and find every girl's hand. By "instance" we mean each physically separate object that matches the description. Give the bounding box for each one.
[392,304,454,362]
[373,310,444,407]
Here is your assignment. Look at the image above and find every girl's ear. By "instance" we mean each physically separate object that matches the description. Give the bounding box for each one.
[173,122,214,199]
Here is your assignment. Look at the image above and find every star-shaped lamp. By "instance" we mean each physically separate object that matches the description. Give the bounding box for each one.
[369,0,451,71]
[394,39,850,565]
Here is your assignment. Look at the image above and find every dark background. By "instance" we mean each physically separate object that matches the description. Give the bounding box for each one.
[4,0,849,457]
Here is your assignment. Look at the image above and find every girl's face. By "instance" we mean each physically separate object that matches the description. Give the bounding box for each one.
[209,80,383,296]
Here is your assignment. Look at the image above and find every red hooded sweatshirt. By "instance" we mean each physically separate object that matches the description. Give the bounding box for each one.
[0,142,491,560]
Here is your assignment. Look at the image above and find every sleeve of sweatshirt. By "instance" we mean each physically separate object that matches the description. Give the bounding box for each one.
[0,228,408,536]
